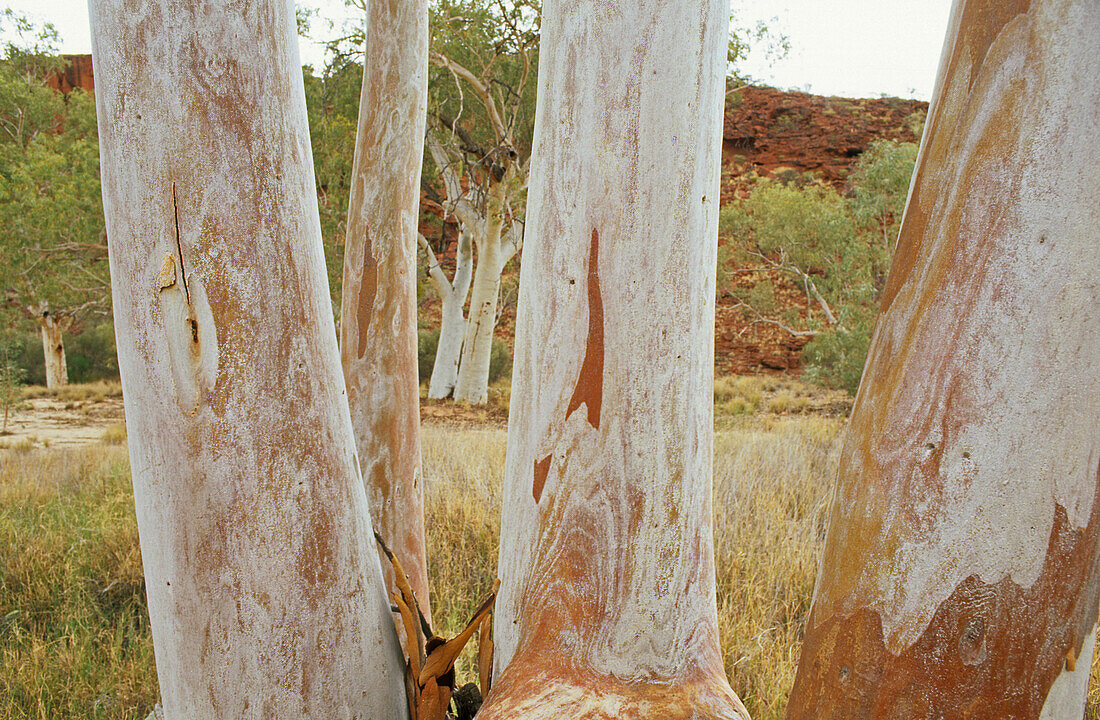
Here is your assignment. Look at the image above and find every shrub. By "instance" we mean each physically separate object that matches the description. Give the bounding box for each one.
[802,323,873,395]
[418,328,511,388]
[418,328,440,383]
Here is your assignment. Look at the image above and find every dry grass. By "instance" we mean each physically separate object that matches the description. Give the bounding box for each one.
[2,414,1100,719]
[20,380,124,403]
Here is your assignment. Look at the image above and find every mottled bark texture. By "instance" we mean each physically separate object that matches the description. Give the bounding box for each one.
[339,0,431,616]
[786,2,1100,719]
[477,1,747,718]
[38,310,69,388]
[89,1,407,717]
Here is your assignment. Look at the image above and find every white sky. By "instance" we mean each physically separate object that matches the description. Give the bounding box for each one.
[4,0,952,100]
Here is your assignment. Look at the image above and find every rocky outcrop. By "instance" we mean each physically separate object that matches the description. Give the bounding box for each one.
[47,54,95,94]
[722,85,927,200]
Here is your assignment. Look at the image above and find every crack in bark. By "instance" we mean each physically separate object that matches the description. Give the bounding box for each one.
[171,184,190,303]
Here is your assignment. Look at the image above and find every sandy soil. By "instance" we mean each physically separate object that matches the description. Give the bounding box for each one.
[1,396,126,449]
[0,394,509,451]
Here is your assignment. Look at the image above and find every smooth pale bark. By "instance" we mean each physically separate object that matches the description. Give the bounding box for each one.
[38,311,69,388]
[89,1,406,717]
[786,2,1100,718]
[452,218,502,404]
[478,1,746,718]
[421,229,472,399]
[339,0,430,614]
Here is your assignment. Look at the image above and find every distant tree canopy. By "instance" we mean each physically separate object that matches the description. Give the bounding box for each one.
[300,0,788,310]
[0,11,109,384]
[719,139,919,393]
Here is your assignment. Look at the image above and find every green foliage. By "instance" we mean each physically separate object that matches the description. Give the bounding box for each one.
[488,337,511,383]
[418,328,441,383]
[302,62,361,309]
[418,328,510,387]
[0,13,109,346]
[727,10,790,83]
[720,140,917,393]
[801,312,875,394]
[0,333,25,432]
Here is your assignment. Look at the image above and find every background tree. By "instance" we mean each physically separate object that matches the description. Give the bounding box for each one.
[480,0,748,716]
[786,0,1100,716]
[89,0,406,714]
[0,12,109,387]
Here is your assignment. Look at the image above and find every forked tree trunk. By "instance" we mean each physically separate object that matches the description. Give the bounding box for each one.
[38,311,69,388]
[786,2,1100,718]
[423,228,473,399]
[478,1,746,717]
[89,1,406,717]
[453,218,502,404]
[339,0,431,614]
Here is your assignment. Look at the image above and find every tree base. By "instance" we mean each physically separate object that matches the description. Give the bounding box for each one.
[476,662,749,720]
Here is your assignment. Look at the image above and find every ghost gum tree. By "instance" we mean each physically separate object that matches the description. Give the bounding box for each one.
[785,1,1100,718]
[477,0,748,718]
[339,0,432,613]
[89,0,406,716]
[420,0,535,403]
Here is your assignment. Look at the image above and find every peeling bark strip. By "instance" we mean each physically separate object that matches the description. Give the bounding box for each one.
[337,0,431,617]
[89,0,406,717]
[565,229,604,430]
[481,0,746,717]
[786,1,1100,718]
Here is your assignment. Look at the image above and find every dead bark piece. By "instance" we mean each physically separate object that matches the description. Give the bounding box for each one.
[89,0,406,716]
[339,0,431,620]
[785,1,1100,718]
[477,614,494,695]
[479,0,747,717]
[419,579,500,687]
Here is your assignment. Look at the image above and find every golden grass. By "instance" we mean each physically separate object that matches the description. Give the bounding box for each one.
[3,415,1100,719]
[20,380,124,403]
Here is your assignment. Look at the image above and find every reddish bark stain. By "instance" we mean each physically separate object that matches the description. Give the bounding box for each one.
[355,239,378,358]
[532,455,551,503]
[566,229,604,429]
[787,490,1100,720]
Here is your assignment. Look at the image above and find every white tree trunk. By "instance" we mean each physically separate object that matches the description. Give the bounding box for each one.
[428,289,467,399]
[39,313,68,388]
[424,229,473,399]
[479,0,745,717]
[89,1,406,717]
[787,2,1100,718]
[453,220,502,404]
[338,0,431,615]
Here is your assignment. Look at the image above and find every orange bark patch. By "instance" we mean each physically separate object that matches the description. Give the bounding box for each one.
[355,240,378,358]
[566,229,604,429]
[532,455,551,503]
[788,494,1100,720]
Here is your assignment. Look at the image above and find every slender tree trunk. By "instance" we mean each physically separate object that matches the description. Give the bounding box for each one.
[453,219,502,404]
[425,229,473,399]
[478,1,745,717]
[39,313,68,388]
[786,2,1100,718]
[89,1,406,717]
[428,289,467,398]
[338,0,431,615]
